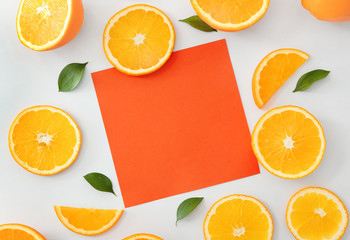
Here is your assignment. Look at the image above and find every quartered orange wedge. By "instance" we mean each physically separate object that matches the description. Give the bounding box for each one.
[8,106,81,175]
[252,49,309,108]
[252,106,325,179]
[204,195,273,240]
[16,0,84,51]
[0,224,46,240]
[123,233,163,240]
[190,0,271,31]
[54,206,123,236]
[103,4,175,76]
[286,187,348,240]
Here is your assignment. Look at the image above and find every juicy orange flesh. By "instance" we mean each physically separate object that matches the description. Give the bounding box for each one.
[258,53,307,104]
[257,110,321,175]
[0,229,37,240]
[19,0,68,46]
[290,193,343,240]
[196,0,264,24]
[108,9,171,70]
[12,109,77,170]
[207,199,270,239]
[59,207,117,231]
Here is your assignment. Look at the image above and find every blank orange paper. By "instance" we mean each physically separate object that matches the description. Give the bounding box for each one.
[92,39,260,207]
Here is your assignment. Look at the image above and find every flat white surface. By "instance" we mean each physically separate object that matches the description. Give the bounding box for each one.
[1,0,350,239]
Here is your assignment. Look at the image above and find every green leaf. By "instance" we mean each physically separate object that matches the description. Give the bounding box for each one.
[84,172,116,196]
[58,62,88,92]
[176,197,203,225]
[293,69,330,92]
[179,15,217,32]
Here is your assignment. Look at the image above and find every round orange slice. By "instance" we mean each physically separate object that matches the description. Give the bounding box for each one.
[0,224,46,240]
[190,0,271,31]
[252,105,326,179]
[16,0,84,51]
[286,187,349,240]
[103,4,175,76]
[54,206,123,236]
[252,49,309,108]
[123,233,163,240]
[8,106,81,175]
[204,195,273,240]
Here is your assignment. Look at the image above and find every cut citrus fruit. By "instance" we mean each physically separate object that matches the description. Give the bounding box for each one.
[204,195,273,240]
[16,0,84,51]
[54,206,123,236]
[0,223,46,240]
[252,105,325,179]
[286,187,349,240]
[190,0,270,32]
[103,4,175,76]
[252,49,309,108]
[123,233,163,240]
[8,106,81,175]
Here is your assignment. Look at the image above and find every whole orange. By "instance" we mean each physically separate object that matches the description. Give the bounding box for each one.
[302,0,350,22]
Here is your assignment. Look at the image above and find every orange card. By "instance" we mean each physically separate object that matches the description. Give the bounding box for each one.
[92,39,260,207]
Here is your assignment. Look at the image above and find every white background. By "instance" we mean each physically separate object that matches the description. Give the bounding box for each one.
[1,0,350,239]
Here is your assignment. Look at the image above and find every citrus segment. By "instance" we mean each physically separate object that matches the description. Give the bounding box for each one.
[123,233,163,240]
[103,4,175,76]
[0,224,46,240]
[252,106,325,179]
[54,206,123,236]
[9,106,81,175]
[252,49,309,108]
[286,187,348,240]
[16,0,84,51]
[204,195,273,240]
[190,0,270,31]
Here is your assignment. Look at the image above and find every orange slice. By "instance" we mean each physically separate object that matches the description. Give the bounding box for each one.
[190,0,271,32]
[252,49,309,108]
[0,224,46,240]
[16,0,84,51]
[54,206,123,236]
[286,187,349,240]
[103,4,175,76]
[123,233,163,240]
[204,195,273,240]
[8,106,81,175]
[252,105,325,179]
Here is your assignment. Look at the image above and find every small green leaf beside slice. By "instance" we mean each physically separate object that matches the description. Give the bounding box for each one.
[293,69,330,92]
[176,197,203,225]
[58,62,88,92]
[84,172,116,196]
[179,15,217,32]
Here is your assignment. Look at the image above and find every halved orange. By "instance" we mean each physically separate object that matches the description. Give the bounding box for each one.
[252,49,309,108]
[123,233,163,240]
[252,105,325,179]
[103,4,175,76]
[0,223,46,240]
[16,0,84,51]
[286,187,348,240]
[54,206,123,236]
[204,195,273,240]
[190,0,271,32]
[8,106,81,175]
